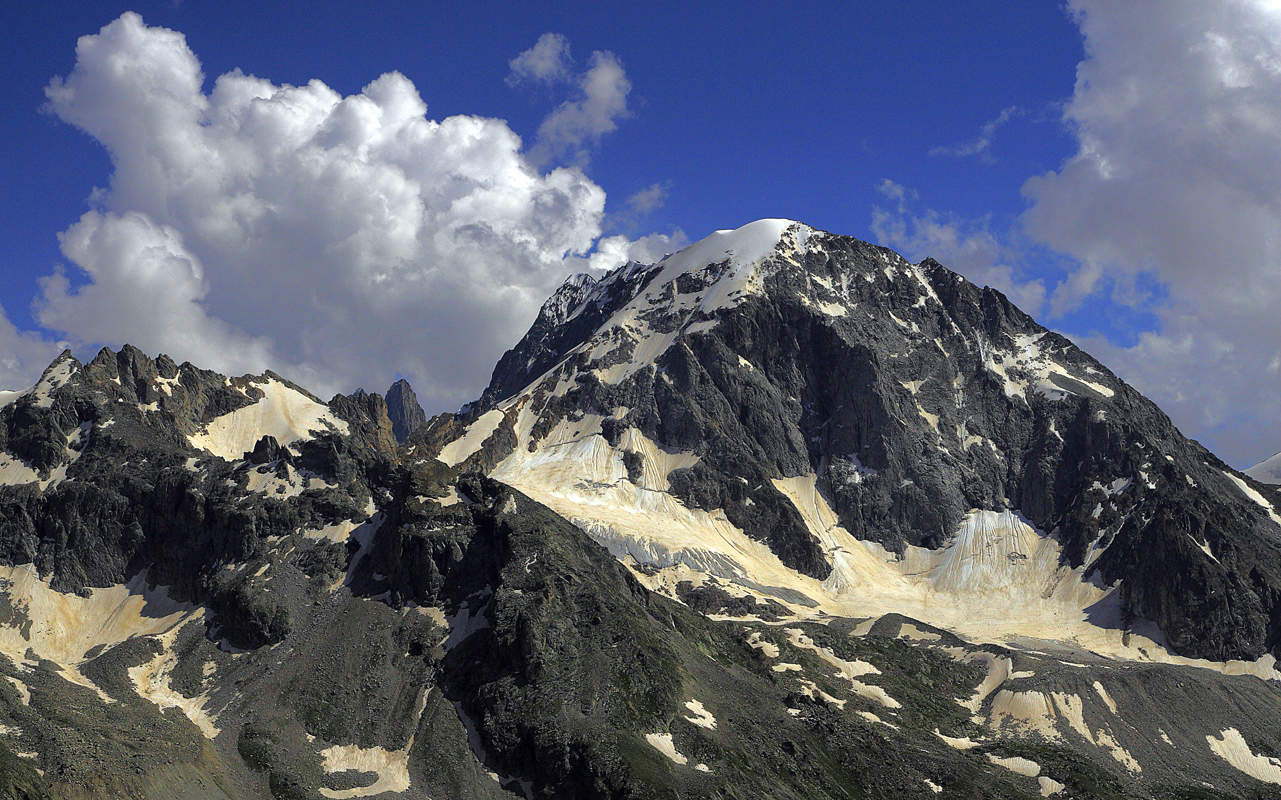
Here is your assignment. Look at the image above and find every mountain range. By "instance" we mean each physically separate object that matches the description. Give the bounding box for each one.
[0,220,1279,798]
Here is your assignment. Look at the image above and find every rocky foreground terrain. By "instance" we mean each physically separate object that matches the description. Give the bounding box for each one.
[1,221,1281,798]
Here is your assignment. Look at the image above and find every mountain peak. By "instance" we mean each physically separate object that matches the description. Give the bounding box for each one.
[527,219,817,391]
[430,218,1281,670]
[23,348,80,409]
[648,218,811,288]
[385,378,426,442]
[1247,451,1281,485]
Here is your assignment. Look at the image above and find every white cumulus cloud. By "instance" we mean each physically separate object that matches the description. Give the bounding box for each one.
[529,49,631,166]
[579,230,686,273]
[0,308,64,393]
[40,210,279,379]
[1022,0,1281,466]
[626,181,672,215]
[35,12,666,411]
[507,33,573,85]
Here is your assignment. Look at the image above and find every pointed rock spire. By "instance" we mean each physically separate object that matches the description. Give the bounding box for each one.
[386,378,426,442]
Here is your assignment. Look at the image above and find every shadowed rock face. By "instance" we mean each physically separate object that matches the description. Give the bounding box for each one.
[385,379,426,443]
[1,222,1281,798]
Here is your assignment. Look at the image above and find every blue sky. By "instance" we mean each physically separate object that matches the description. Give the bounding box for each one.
[2,1,1279,466]
[2,0,1083,325]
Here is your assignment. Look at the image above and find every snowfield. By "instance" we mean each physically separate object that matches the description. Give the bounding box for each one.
[189,377,349,460]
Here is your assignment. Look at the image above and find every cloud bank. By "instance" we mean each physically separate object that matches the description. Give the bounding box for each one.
[11,6,1279,468]
[506,32,633,167]
[29,13,676,410]
[1022,0,1281,465]
[0,309,63,392]
[528,50,632,167]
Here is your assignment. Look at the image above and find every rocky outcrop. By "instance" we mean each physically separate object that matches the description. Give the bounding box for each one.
[385,379,426,443]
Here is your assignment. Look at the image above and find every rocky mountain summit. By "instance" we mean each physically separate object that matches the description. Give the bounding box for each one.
[385,380,426,444]
[0,221,1280,798]
[425,219,1281,663]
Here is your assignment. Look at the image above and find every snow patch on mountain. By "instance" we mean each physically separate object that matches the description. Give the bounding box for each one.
[188,378,348,460]
[1223,470,1281,527]
[984,688,1141,773]
[981,333,1114,402]
[935,730,981,750]
[987,753,1042,778]
[0,565,195,665]
[317,687,429,798]
[682,699,716,730]
[127,619,220,738]
[562,219,812,386]
[1246,452,1281,485]
[242,462,336,498]
[782,625,896,708]
[957,653,1032,714]
[645,732,709,771]
[436,409,505,467]
[0,454,40,487]
[1206,727,1281,785]
[0,565,199,706]
[489,416,751,580]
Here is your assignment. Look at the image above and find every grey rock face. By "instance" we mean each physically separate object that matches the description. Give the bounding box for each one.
[385,379,427,442]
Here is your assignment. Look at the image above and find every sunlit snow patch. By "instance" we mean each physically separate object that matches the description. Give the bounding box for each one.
[436,409,505,467]
[0,565,202,712]
[1206,727,1281,785]
[682,699,716,729]
[189,378,348,460]
[128,619,220,737]
[980,333,1114,402]
[645,731,712,771]
[317,688,429,798]
[1223,470,1281,527]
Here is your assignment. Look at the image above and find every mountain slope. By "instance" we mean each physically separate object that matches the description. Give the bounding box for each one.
[0,343,1152,799]
[1,221,1281,797]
